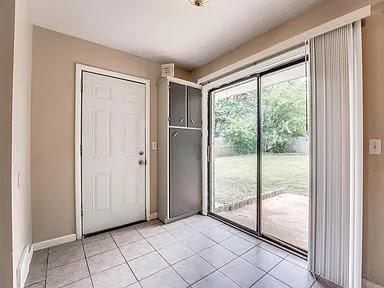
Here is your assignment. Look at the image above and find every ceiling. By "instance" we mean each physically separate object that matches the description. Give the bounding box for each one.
[28,0,323,70]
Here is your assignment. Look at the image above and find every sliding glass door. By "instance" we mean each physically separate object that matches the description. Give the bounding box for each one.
[209,78,258,231]
[208,58,309,253]
[260,62,309,251]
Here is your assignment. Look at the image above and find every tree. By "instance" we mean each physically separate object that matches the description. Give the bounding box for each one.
[214,78,308,154]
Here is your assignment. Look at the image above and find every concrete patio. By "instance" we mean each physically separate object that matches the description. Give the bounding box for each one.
[218,193,309,250]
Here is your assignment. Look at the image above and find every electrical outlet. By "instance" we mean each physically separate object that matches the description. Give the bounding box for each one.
[152,142,159,150]
[369,139,381,155]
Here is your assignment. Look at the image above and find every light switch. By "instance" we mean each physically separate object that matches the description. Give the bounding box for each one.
[369,139,381,155]
[152,142,159,150]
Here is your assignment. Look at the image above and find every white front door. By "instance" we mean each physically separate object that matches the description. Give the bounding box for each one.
[82,71,146,234]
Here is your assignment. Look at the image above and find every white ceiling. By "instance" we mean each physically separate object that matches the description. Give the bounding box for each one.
[28,0,323,70]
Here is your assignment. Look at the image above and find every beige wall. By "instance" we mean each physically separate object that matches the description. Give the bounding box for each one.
[192,0,378,81]
[12,0,33,283]
[362,8,384,286]
[0,0,15,286]
[192,0,384,285]
[31,26,192,242]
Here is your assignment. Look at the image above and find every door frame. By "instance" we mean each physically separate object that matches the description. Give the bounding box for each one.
[75,63,151,239]
[204,55,309,256]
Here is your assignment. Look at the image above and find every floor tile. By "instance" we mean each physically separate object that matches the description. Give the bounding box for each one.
[182,214,205,225]
[286,254,308,270]
[137,224,166,238]
[92,263,136,288]
[220,235,255,255]
[31,249,48,266]
[158,242,195,265]
[127,283,141,288]
[82,232,111,244]
[187,217,221,232]
[173,254,216,285]
[311,278,341,288]
[128,251,169,280]
[237,232,263,246]
[269,260,316,288]
[192,271,239,288]
[83,237,117,257]
[219,224,242,235]
[140,267,188,288]
[163,221,187,231]
[46,259,89,288]
[220,258,265,288]
[198,244,237,268]
[111,229,143,247]
[251,274,290,288]
[48,246,85,269]
[242,246,282,272]
[63,277,93,288]
[169,225,198,241]
[202,227,233,243]
[259,242,290,258]
[120,239,154,261]
[25,281,46,288]
[25,262,47,286]
[48,241,82,254]
[87,248,125,275]
[183,234,216,252]
[146,231,177,250]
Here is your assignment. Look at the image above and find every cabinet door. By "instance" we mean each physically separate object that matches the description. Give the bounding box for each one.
[169,128,202,218]
[169,82,186,127]
[187,87,202,128]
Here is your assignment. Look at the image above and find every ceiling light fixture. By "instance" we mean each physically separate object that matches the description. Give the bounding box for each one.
[189,0,210,7]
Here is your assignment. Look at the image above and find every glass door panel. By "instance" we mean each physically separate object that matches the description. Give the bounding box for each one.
[209,78,258,231]
[260,62,309,251]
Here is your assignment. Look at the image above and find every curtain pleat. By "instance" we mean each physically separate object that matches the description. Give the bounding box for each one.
[309,23,361,287]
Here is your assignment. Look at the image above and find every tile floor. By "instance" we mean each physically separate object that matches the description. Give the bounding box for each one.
[25,215,335,288]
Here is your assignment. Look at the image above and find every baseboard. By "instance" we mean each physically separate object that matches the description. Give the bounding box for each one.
[149,212,158,220]
[32,234,77,251]
[16,245,33,288]
[363,279,384,288]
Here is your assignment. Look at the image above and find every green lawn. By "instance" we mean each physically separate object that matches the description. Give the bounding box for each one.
[213,153,309,204]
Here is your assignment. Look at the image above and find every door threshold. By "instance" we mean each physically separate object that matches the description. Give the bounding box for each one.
[83,219,147,238]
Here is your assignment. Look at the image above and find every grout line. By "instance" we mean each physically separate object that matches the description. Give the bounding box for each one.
[81,240,95,288]
[40,215,313,288]
[109,228,141,286]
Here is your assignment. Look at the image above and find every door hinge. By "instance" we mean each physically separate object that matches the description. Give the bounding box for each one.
[80,145,83,156]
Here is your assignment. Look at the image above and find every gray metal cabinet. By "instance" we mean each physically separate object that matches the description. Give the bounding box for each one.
[169,128,202,218]
[187,87,202,128]
[157,77,203,223]
[169,82,186,127]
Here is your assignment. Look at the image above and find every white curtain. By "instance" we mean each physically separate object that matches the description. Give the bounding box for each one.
[309,21,363,288]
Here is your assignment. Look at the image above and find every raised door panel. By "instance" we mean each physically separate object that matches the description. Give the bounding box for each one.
[169,82,186,127]
[169,128,202,218]
[187,87,202,128]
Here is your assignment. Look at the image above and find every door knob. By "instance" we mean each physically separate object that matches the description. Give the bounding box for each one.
[138,160,145,166]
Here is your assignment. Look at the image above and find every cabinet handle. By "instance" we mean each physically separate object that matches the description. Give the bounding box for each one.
[190,118,195,125]
[179,117,184,124]
[172,132,178,138]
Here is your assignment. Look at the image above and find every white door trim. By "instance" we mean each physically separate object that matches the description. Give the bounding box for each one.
[75,63,151,239]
